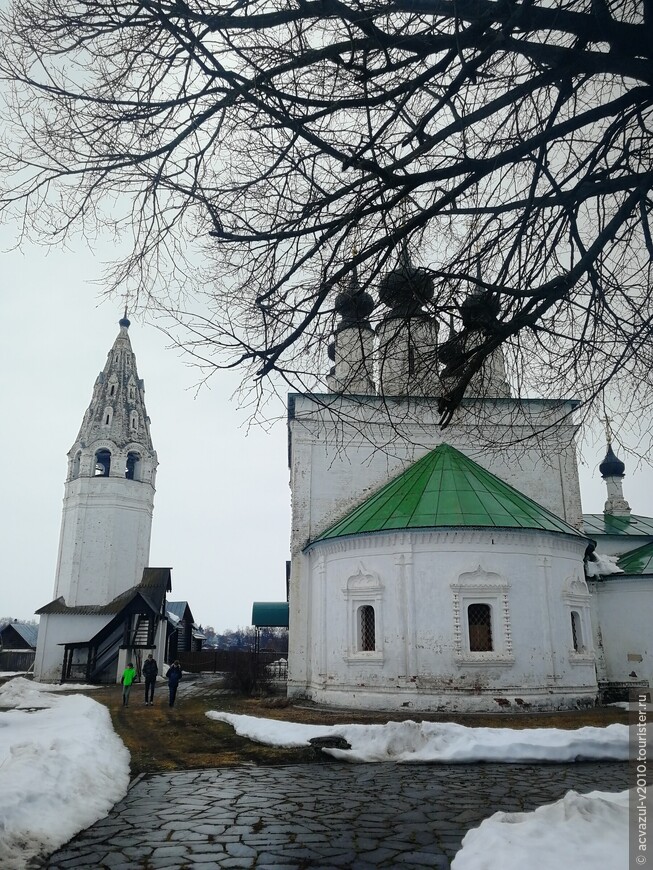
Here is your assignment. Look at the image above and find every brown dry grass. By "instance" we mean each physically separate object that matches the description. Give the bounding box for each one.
[85,676,629,779]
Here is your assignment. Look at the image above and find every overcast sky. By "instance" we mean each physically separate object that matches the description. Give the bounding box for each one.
[2,230,652,631]
[1,232,291,632]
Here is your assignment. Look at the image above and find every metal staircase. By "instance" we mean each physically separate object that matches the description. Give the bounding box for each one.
[88,623,124,682]
[131,614,151,647]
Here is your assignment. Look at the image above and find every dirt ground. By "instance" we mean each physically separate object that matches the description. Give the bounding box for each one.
[86,675,630,778]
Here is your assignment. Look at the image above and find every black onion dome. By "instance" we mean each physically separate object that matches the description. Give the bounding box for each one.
[119,316,131,328]
[460,290,500,331]
[599,444,625,478]
[378,245,434,318]
[334,271,375,331]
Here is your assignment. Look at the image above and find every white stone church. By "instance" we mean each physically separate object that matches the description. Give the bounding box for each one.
[286,261,653,712]
[34,283,652,711]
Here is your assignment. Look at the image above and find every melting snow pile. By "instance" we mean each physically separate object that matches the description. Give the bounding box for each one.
[586,553,624,577]
[451,788,628,870]
[206,713,629,763]
[0,677,130,868]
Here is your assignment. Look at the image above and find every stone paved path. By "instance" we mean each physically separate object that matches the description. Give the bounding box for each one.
[45,761,628,869]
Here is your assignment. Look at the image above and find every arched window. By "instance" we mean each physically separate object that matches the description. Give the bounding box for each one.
[125,452,141,481]
[71,451,81,479]
[357,605,376,652]
[570,611,583,652]
[468,603,493,652]
[94,449,111,477]
[128,386,135,400]
[109,384,116,397]
[130,411,139,432]
[103,407,113,427]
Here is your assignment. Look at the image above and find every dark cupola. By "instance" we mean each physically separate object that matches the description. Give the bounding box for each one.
[599,444,625,479]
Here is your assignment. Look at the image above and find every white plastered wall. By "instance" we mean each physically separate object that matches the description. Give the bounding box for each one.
[287,393,584,697]
[33,613,111,683]
[589,576,653,691]
[292,528,596,712]
[53,476,155,607]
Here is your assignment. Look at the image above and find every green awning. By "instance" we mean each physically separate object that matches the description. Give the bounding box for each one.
[312,443,586,544]
[251,602,289,628]
[617,542,653,575]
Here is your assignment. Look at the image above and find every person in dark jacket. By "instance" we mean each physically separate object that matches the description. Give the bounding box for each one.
[167,660,182,707]
[143,654,158,705]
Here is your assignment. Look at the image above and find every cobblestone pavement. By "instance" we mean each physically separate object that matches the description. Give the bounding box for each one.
[45,761,628,869]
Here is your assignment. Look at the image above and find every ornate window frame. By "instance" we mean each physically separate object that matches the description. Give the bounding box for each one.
[451,566,515,666]
[342,562,384,664]
[562,576,595,665]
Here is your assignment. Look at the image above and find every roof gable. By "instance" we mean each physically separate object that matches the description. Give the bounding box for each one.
[0,621,38,648]
[166,600,193,622]
[312,443,585,544]
[36,568,171,616]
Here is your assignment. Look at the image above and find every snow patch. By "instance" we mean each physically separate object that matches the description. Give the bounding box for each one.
[451,789,628,870]
[586,553,624,577]
[206,713,629,763]
[0,677,130,868]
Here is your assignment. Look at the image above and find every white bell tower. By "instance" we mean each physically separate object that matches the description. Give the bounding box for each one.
[52,315,158,606]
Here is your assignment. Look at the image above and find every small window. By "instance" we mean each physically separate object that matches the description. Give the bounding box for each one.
[103,407,113,426]
[407,343,415,375]
[109,384,116,397]
[129,386,135,400]
[130,411,138,431]
[571,611,583,652]
[468,603,493,652]
[358,605,376,652]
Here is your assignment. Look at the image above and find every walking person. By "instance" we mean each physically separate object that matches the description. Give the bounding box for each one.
[121,662,136,707]
[167,660,182,707]
[143,654,158,705]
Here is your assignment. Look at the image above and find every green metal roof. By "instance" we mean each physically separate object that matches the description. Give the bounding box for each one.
[616,542,653,574]
[582,514,653,537]
[312,443,585,544]
[251,602,289,628]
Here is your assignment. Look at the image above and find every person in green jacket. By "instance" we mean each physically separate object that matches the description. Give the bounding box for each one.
[121,662,137,707]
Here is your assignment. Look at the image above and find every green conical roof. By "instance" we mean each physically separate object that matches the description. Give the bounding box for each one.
[616,542,653,575]
[312,443,585,544]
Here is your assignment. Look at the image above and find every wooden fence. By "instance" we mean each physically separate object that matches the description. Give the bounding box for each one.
[0,650,35,673]
[177,649,287,677]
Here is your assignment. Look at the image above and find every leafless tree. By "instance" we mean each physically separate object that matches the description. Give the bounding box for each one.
[1,0,652,444]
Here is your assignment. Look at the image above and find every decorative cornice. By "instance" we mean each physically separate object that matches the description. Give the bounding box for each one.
[307,525,586,556]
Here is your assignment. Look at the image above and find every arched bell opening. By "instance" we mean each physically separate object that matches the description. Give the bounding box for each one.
[125,451,142,481]
[94,448,111,477]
